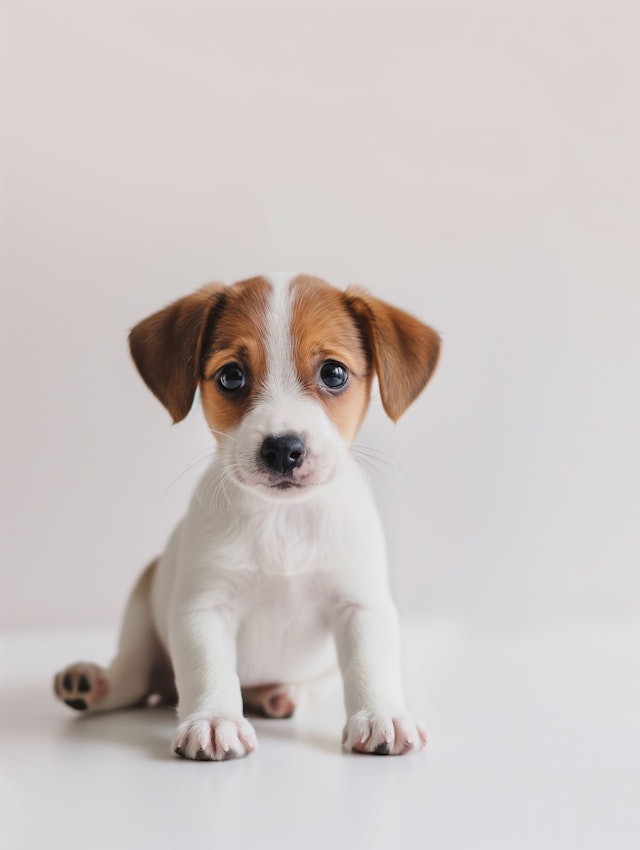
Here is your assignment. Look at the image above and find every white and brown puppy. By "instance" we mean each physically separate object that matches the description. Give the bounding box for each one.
[54,273,441,759]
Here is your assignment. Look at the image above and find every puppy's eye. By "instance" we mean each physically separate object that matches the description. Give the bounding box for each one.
[218,364,246,392]
[320,360,348,389]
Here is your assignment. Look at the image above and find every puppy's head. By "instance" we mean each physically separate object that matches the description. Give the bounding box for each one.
[129,273,440,500]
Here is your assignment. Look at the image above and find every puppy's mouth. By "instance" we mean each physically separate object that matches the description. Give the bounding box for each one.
[270,480,304,490]
[227,468,313,497]
[226,452,337,497]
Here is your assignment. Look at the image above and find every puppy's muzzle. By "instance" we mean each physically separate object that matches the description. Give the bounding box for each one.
[260,433,306,475]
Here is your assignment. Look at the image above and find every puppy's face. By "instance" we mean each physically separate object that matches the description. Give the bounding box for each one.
[129,273,440,500]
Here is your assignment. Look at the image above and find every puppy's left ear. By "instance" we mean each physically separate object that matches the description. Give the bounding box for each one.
[129,284,224,423]
[345,288,441,422]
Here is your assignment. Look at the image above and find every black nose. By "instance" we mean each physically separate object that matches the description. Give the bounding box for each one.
[260,434,306,474]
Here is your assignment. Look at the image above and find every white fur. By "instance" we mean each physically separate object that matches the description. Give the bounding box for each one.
[55,273,427,759]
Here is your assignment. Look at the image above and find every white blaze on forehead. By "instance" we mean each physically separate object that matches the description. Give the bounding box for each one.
[262,272,303,404]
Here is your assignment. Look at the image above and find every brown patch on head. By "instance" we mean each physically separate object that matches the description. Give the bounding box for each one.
[199,276,271,437]
[129,277,271,434]
[130,273,440,446]
[290,275,372,443]
[290,274,441,435]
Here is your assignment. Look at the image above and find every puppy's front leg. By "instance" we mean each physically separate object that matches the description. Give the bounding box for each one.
[333,602,427,756]
[170,609,256,761]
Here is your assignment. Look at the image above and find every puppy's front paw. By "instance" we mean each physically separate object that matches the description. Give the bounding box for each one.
[174,714,257,761]
[343,710,427,756]
[53,662,109,711]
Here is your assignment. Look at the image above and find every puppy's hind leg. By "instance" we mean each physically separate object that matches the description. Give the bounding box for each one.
[242,684,299,719]
[54,560,167,713]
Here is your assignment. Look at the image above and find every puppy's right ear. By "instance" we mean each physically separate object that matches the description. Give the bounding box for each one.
[129,284,225,423]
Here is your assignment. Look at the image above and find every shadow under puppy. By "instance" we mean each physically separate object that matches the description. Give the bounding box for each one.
[54,273,441,760]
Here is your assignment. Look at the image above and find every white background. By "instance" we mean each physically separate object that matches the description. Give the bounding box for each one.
[2,3,639,849]
[3,0,638,631]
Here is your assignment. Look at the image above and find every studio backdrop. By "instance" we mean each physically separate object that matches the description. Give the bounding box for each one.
[2,0,638,633]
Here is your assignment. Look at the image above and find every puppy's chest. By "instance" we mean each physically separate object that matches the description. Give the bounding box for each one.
[237,571,334,685]
[246,503,338,576]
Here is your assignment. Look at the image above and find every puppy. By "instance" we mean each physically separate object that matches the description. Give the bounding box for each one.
[54,273,441,759]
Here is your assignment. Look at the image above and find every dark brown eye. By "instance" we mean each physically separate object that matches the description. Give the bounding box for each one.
[218,364,245,392]
[320,361,348,389]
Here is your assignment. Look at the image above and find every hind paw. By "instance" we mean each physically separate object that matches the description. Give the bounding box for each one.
[54,662,109,711]
[242,683,298,718]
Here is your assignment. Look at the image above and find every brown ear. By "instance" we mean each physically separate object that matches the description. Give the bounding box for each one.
[129,284,225,423]
[345,287,441,422]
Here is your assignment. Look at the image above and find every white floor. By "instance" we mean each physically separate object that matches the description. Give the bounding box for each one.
[1,621,639,850]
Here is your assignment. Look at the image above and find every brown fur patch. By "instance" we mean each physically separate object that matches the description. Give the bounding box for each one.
[199,276,271,437]
[344,287,441,421]
[129,284,225,423]
[290,275,372,443]
[130,273,439,436]
[132,559,158,597]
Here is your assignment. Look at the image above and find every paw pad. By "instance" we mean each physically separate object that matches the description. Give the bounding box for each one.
[54,662,108,712]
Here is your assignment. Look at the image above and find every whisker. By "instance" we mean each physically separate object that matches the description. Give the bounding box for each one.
[208,427,242,445]
[352,442,419,480]
[209,469,234,514]
[161,447,217,501]
[350,453,387,495]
